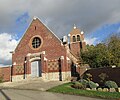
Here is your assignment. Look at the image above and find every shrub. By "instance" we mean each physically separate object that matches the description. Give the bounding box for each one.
[79,79,89,88]
[83,73,92,81]
[71,82,85,90]
[105,81,118,88]
[88,81,98,88]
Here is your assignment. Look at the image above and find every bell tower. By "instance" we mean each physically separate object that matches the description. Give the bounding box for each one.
[69,25,86,56]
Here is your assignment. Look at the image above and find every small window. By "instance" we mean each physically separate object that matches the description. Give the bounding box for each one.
[35,26,36,30]
[32,37,41,48]
[77,35,80,41]
[73,36,76,42]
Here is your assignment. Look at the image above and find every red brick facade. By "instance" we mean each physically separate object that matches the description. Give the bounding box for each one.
[1,17,86,82]
[11,18,71,81]
[70,26,86,56]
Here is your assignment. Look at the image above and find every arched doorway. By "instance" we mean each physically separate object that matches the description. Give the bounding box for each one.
[31,60,42,77]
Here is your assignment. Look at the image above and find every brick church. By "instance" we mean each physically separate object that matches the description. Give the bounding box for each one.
[1,17,86,82]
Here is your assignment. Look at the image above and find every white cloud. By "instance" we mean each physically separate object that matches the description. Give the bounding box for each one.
[1,0,120,35]
[0,33,18,66]
[85,37,98,45]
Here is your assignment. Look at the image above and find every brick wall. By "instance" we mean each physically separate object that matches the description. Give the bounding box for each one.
[0,67,10,82]
[70,42,81,56]
[69,27,86,57]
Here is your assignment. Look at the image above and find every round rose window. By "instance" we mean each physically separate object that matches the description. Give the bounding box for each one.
[32,37,41,48]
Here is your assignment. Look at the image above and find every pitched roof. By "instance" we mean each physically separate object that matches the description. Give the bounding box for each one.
[14,17,62,52]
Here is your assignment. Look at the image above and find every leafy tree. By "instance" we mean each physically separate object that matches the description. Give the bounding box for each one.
[81,35,120,68]
[81,44,110,68]
[107,36,120,67]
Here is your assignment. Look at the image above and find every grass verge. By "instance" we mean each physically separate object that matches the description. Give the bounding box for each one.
[47,82,120,99]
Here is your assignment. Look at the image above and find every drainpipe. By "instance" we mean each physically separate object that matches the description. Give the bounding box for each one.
[10,65,12,82]
[24,57,27,79]
[9,51,13,82]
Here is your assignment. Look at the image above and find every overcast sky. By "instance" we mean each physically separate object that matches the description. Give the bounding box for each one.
[0,0,120,66]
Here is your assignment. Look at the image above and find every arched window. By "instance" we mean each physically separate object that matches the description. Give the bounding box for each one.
[73,36,76,42]
[77,35,80,41]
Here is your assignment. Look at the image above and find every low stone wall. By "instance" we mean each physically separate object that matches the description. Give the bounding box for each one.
[36,71,71,81]
[12,75,24,82]
[86,88,120,92]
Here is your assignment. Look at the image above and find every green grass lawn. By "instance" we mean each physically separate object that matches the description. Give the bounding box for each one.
[47,82,120,99]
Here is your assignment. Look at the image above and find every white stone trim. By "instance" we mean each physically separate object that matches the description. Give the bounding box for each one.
[27,53,31,56]
[13,62,16,65]
[44,57,47,61]
[30,52,43,57]
[33,16,37,20]
[68,34,71,37]
[73,24,77,29]
[61,56,64,59]
[29,57,40,62]
[66,57,70,60]
[81,31,84,34]
[42,51,45,54]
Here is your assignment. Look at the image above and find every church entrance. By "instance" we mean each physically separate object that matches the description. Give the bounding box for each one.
[31,60,42,77]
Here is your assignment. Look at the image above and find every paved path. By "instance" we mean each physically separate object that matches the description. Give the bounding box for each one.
[0,78,65,91]
[0,78,107,100]
[0,89,107,100]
